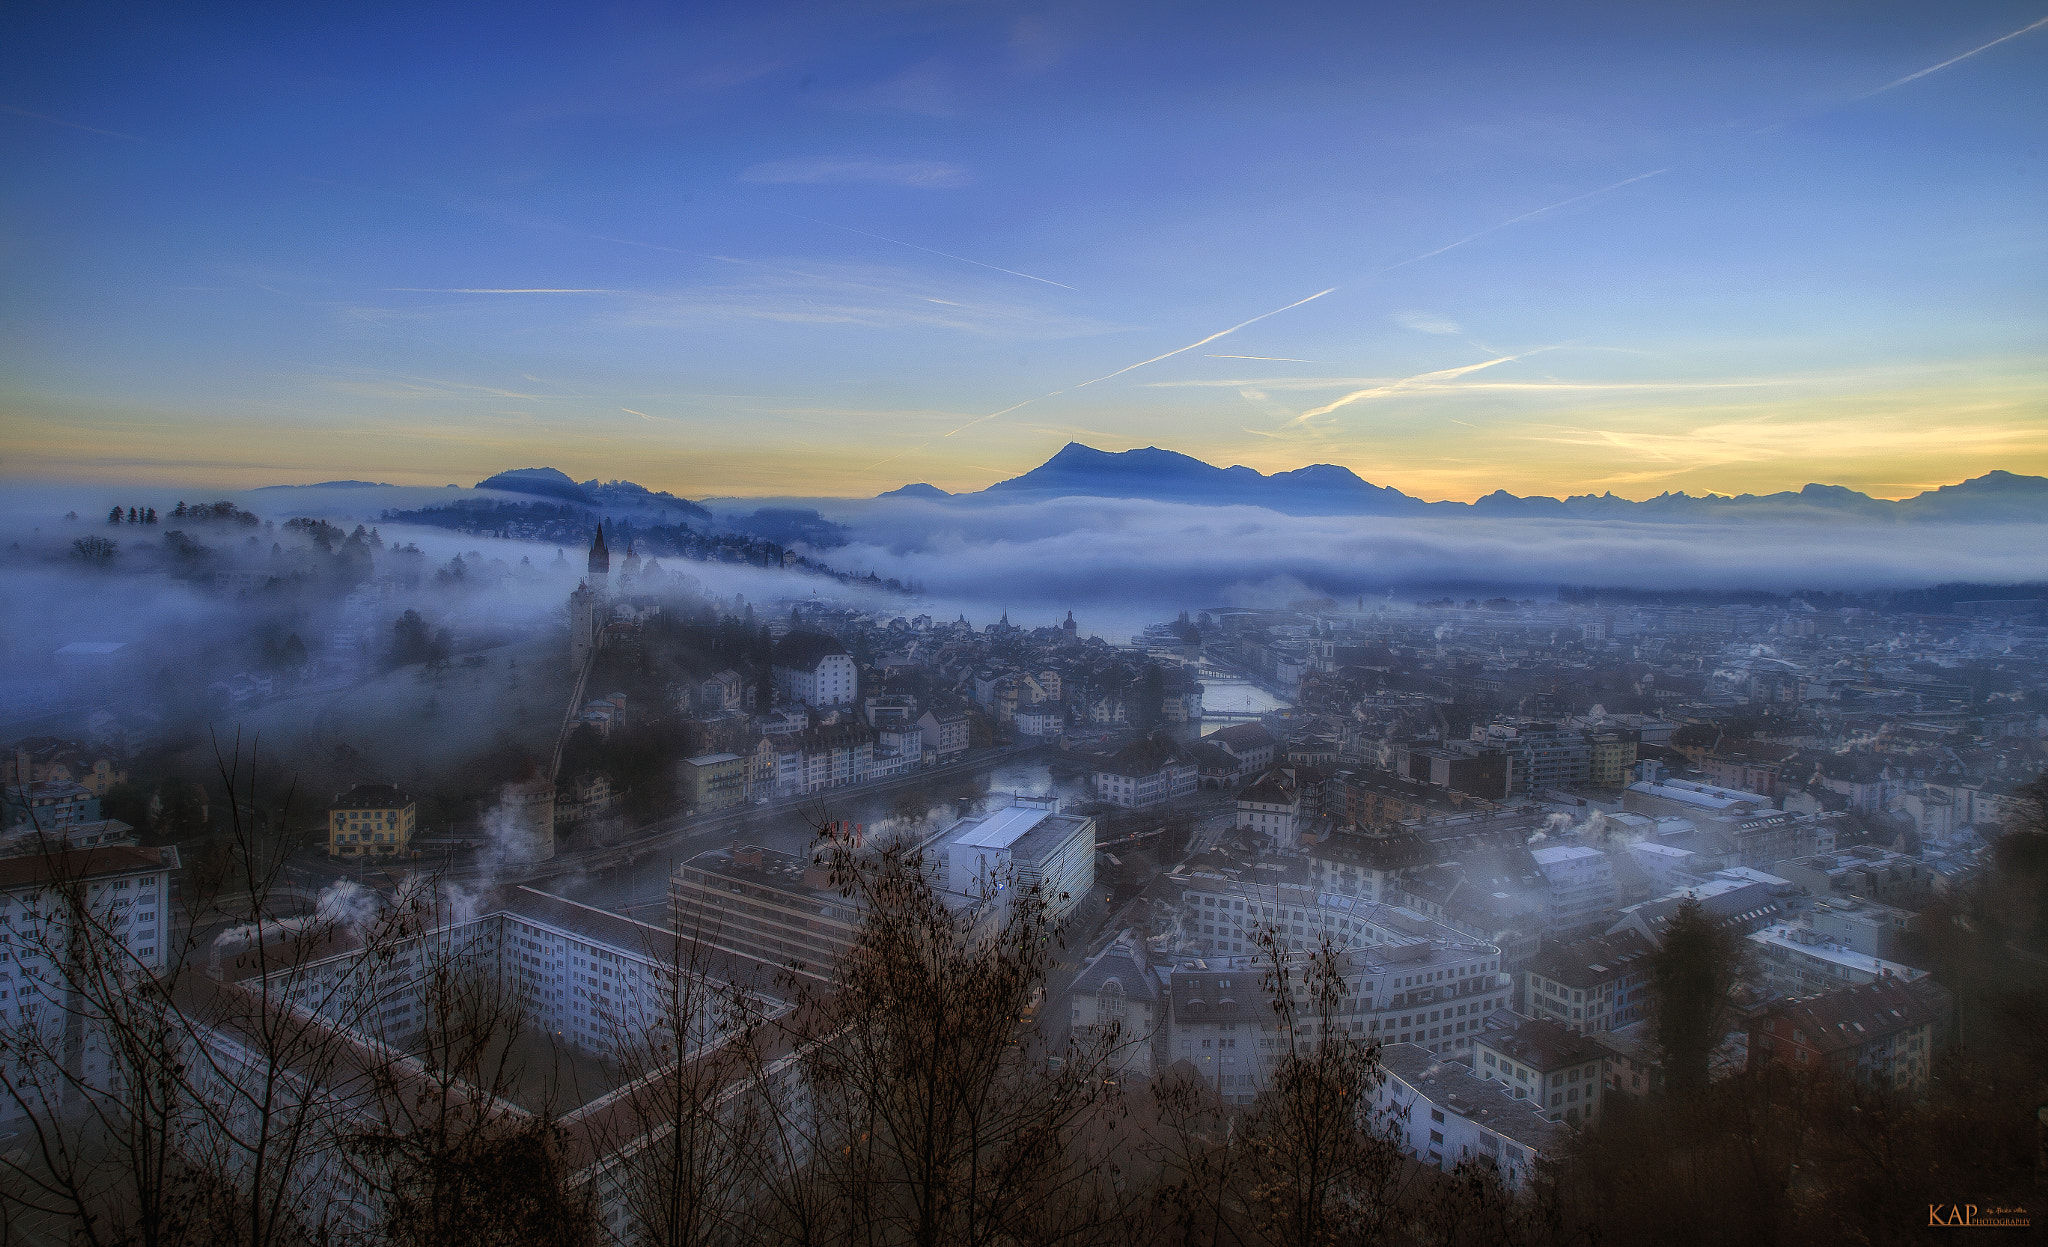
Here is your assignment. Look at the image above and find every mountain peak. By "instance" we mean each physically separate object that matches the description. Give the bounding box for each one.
[975,442,1421,514]
[476,467,590,503]
[878,482,951,499]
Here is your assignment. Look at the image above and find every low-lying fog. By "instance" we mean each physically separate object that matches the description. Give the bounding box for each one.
[812,494,2048,606]
[7,480,2046,681]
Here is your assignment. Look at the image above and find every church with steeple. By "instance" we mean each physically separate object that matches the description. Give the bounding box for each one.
[567,527,609,673]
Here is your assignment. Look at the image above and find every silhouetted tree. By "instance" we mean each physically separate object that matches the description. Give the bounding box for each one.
[1131,664,1166,734]
[390,610,435,668]
[71,535,118,565]
[1650,896,1742,1099]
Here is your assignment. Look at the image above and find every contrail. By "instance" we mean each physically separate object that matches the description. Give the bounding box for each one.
[748,202,1076,290]
[0,103,143,141]
[384,287,622,294]
[932,288,1337,442]
[945,397,1046,438]
[1859,14,2048,98]
[1382,170,1670,272]
[1291,351,1539,425]
[1072,288,1338,388]
[863,441,933,471]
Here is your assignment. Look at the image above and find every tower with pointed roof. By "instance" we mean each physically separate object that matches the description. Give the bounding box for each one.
[569,527,611,673]
[587,526,610,597]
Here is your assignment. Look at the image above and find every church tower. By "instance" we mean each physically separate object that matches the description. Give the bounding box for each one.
[569,526,610,673]
[587,526,610,598]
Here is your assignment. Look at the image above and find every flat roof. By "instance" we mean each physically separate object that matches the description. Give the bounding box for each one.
[951,804,1051,851]
[1748,925,1930,980]
[1530,845,1603,865]
[1628,780,1770,809]
[684,753,742,765]
[1631,842,1694,859]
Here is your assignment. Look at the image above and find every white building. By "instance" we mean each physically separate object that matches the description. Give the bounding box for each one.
[1165,880,1511,1067]
[871,723,923,779]
[916,710,969,762]
[1093,736,1197,809]
[1013,708,1065,739]
[935,799,1095,925]
[1471,1016,1610,1127]
[181,881,806,1246]
[1746,923,1932,999]
[772,632,858,708]
[1628,840,1702,893]
[1529,845,1616,936]
[1234,768,1306,851]
[1205,722,1277,774]
[0,845,179,1127]
[1374,1042,1561,1188]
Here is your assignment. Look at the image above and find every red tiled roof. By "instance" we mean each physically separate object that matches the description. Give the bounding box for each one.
[0,844,177,891]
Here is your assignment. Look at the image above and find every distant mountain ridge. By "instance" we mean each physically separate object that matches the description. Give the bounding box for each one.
[477,467,712,523]
[910,443,2048,522]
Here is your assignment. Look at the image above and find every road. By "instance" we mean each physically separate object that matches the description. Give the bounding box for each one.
[290,743,1058,909]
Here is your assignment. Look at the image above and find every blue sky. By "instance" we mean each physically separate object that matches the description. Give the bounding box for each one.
[3,1,2043,499]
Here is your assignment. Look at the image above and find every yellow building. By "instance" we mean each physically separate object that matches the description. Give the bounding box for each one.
[327,783,417,858]
[1586,733,1637,788]
[679,752,746,812]
[6,748,127,798]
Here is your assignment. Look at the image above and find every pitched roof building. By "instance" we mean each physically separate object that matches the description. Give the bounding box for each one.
[1092,734,1197,809]
[1746,977,1938,1093]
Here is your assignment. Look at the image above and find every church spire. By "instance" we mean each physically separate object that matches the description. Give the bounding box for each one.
[588,526,610,576]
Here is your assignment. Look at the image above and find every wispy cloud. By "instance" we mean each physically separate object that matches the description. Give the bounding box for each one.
[1858,14,2048,98]
[846,60,959,117]
[1394,311,1462,335]
[1208,354,1317,362]
[319,373,548,402]
[0,103,143,141]
[739,158,971,188]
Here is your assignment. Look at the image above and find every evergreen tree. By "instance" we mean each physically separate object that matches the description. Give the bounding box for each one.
[1132,663,1167,733]
[107,505,123,525]
[172,500,187,518]
[1651,896,1742,1098]
[390,609,435,667]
